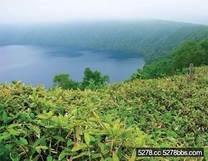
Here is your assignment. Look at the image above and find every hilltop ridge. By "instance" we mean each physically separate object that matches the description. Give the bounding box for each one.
[1,20,208,63]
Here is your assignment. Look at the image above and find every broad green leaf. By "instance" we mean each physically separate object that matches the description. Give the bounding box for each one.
[2,110,9,123]
[112,153,119,161]
[7,123,21,129]
[75,127,82,141]
[167,131,178,138]
[59,149,70,160]
[37,111,54,119]
[33,138,43,148]
[67,139,73,147]
[59,151,66,160]
[28,124,41,137]
[102,123,111,131]
[71,143,87,152]
[20,137,28,145]
[98,143,109,155]
[47,155,53,161]
[92,153,102,159]
[53,136,65,142]
[93,111,100,120]
[72,151,89,160]
[35,146,48,154]
[7,128,20,136]
[0,133,11,141]
[84,133,90,145]
[33,155,40,161]
[105,157,113,161]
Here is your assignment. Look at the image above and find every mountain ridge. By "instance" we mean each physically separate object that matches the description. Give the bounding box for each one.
[1,20,208,63]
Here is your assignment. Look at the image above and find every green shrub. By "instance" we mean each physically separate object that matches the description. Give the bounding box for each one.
[0,66,208,160]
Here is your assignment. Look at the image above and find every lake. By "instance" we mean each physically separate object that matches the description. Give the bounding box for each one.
[0,45,145,88]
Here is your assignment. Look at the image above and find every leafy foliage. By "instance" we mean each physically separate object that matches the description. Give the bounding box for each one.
[53,73,79,90]
[0,66,207,160]
[53,68,109,90]
[81,67,110,90]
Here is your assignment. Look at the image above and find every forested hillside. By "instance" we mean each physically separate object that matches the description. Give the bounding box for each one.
[131,38,208,79]
[0,66,207,160]
[1,20,208,63]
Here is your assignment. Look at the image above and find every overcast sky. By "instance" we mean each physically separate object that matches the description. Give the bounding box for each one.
[1,0,208,25]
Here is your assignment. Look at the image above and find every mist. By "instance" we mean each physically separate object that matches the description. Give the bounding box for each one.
[1,0,208,25]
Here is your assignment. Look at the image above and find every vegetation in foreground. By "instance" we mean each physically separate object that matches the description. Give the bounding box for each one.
[0,66,207,160]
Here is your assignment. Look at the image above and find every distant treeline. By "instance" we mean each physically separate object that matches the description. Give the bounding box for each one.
[1,20,208,63]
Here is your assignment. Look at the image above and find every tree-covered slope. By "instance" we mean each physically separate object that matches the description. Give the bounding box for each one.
[131,38,208,79]
[0,66,207,160]
[1,20,208,63]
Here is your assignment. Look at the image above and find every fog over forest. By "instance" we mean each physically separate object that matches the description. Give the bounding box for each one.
[1,0,208,25]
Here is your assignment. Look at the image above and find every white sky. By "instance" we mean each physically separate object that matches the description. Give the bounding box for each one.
[1,0,208,25]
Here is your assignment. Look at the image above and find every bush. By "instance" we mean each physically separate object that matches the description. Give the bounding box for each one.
[0,66,208,160]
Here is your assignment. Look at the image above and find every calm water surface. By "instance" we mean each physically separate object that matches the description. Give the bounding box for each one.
[0,45,145,88]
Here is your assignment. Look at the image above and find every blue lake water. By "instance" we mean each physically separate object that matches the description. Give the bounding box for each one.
[0,45,145,88]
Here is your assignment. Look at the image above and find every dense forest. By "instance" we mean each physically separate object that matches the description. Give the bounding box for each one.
[1,20,208,63]
[131,38,208,79]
